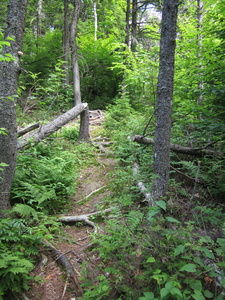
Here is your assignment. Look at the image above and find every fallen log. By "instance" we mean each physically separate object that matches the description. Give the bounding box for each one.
[133,135,222,157]
[17,103,88,149]
[17,122,40,137]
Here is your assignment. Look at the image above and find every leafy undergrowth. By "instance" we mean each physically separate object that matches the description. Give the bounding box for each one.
[1,103,225,300]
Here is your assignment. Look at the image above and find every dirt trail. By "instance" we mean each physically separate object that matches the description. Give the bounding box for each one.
[26,112,116,300]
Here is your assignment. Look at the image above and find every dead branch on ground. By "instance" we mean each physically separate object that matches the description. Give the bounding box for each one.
[133,135,223,157]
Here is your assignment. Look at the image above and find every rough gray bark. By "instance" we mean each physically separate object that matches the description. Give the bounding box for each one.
[152,0,179,202]
[17,122,40,137]
[125,0,131,47]
[197,0,204,106]
[93,1,97,41]
[78,106,90,142]
[70,0,82,105]
[37,0,43,36]
[63,0,70,85]
[0,0,28,217]
[131,0,138,51]
[18,103,88,149]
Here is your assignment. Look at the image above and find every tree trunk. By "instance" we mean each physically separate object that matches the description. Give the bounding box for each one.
[152,0,179,203]
[131,0,138,51]
[125,0,131,47]
[37,0,43,36]
[197,0,204,106]
[70,0,82,105]
[63,0,70,85]
[18,103,88,149]
[78,106,90,142]
[93,1,98,41]
[0,0,28,217]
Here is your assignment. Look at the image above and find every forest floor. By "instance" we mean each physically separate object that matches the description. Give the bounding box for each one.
[26,112,116,300]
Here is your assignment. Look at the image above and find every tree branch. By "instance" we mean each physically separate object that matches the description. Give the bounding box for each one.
[133,135,223,157]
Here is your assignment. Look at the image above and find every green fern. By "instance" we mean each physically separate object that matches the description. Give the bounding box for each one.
[12,203,39,220]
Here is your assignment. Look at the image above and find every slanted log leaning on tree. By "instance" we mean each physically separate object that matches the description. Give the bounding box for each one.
[17,103,88,149]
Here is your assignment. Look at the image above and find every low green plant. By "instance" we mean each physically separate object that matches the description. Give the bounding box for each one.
[0,218,41,297]
[62,126,79,142]
[11,142,78,213]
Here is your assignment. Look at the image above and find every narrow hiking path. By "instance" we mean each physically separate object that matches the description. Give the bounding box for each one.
[26,111,117,300]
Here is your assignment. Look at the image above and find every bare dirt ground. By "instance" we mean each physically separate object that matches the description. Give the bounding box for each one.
[26,112,116,300]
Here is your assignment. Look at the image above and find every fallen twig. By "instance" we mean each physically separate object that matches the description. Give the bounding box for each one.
[85,185,107,199]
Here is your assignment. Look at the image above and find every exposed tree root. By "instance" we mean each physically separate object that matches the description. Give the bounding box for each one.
[42,239,82,293]
[58,208,111,233]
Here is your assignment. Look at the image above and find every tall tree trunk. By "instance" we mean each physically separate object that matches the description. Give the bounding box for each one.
[125,0,131,47]
[63,0,70,85]
[37,0,43,36]
[197,0,204,106]
[93,1,98,41]
[70,0,82,105]
[131,0,138,51]
[152,0,179,204]
[0,0,28,217]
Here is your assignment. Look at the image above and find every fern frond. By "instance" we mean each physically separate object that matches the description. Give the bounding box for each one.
[12,204,39,220]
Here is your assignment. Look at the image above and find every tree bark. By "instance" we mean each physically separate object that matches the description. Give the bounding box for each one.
[152,0,179,203]
[133,135,222,157]
[0,0,28,217]
[93,1,98,41]
[70,0,82,105]
[125,0,131,47]
[37,0,43,36]
[18,103,88,149]
[78,106,90,142]
[63,0,70,85]
[17,122,40,137]
[131,0,138,51]
[197,0,204,106]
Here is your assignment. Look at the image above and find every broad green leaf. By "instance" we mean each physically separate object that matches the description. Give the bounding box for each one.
[165,216,180,224]
[174,245,185,256]
[180,263,197,272]
[192,290,205,300]
[155,200,167,211]
[200,247,214,259]
[147,257,156,263]
[190,280,202,291]
[160,287,169,299]
[165,281,174,290]
[148,208,160,220]
[139,291,155,300]
[203,290,214,298]
[170,287,183,299]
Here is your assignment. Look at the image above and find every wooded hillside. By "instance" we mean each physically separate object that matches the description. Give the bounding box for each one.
[1,0,225,299]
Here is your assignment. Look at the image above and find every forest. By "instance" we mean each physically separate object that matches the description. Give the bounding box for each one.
[1,0,225,299]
